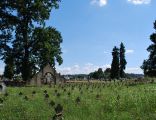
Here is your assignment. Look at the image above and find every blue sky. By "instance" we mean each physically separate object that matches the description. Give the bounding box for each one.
[0,0,156,74]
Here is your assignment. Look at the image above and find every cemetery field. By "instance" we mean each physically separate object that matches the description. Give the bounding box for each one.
[1,82,156,120]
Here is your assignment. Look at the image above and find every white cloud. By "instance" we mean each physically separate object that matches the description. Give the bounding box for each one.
[104,51,110,54]
[56,63,111,75]
[91,0,107,7]
[126,49,134,54]
[126,67,143,74]
[57,63,143,75]
[127,0,151,5]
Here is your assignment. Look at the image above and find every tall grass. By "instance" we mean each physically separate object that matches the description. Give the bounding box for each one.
[1,82,156,120]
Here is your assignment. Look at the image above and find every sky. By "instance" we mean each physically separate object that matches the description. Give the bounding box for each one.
[0,0,156,75]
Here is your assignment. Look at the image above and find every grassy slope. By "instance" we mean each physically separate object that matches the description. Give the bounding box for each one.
[1,83,156,120]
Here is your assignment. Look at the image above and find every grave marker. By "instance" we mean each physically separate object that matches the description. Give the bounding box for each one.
[0,82,6,94]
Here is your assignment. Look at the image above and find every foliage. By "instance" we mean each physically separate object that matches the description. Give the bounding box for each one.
[89,68,104,79]
[141,20,156,77]
[0,0,62,81]
[32,27,63,69]
[119,42,127,78]
[110,46,120,79]
[3,50,14,79]
[104,68,111,79]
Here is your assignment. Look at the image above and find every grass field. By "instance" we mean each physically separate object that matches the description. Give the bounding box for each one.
[1,81,156,120]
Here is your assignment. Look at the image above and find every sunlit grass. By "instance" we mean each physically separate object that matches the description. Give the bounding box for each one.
[1,82,156,120]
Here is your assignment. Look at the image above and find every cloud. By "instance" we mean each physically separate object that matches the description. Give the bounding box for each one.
[56,63,111,75]
[126,67,143,74]
[126,49,134,54]
[127,0,151,5]
[57,63,142,75]
[91,0,107,7]
[104,51,110,54]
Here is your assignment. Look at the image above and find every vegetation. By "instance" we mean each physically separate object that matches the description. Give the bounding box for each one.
[141,20,156,77]
[3,50,14,79]
[0,1,156,119]
[111,46,120,79]
[119,42,127,78]
[1,81,156,120]
[0,0,62,82]
[89,68,104,79]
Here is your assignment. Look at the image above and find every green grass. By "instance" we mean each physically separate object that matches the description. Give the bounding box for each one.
[1,82,156,120]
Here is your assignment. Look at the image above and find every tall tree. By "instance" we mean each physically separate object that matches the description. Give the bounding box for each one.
[141,20,156,77]
[0,0,18,61]
[119,42,127,78]
[3,49,14,79]
[32,27,63,69]
[110,46,120,79]
[32,27,63,84]
[0,1,18,79]
[0,0,62,81]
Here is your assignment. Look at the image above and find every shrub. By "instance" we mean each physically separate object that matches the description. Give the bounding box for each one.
[19,92,23,96]
[0,98,3,104]
[49,100,55,107]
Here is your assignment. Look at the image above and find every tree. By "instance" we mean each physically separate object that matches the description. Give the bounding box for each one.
[0,0,62,81]
[104,68,111,79]
[3,49,14,79]
[32,27,63,84]
[97,68,104,79]
[141,20,156,77]
[119,42,127,78]
[89,68,104,79]
[32,27,63,69]
[0,0,18,63]
[104,68,111,74]
[110,46,120,79]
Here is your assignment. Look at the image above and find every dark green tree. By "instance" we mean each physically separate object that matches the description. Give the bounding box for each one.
[32,27,63,69]
[0,1,16,79]
[97,68,104,79]
[141,20,156,77]
[32,27,63,84]
[110,46,120,79]
[0,0,62,81]
[0,0,18,61]
[119,42,127,78]
[89,68,104,79]
[3,49,14,79]
[104,68,111,79]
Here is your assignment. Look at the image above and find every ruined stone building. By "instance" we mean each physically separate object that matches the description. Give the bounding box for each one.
[30,64,65,86]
